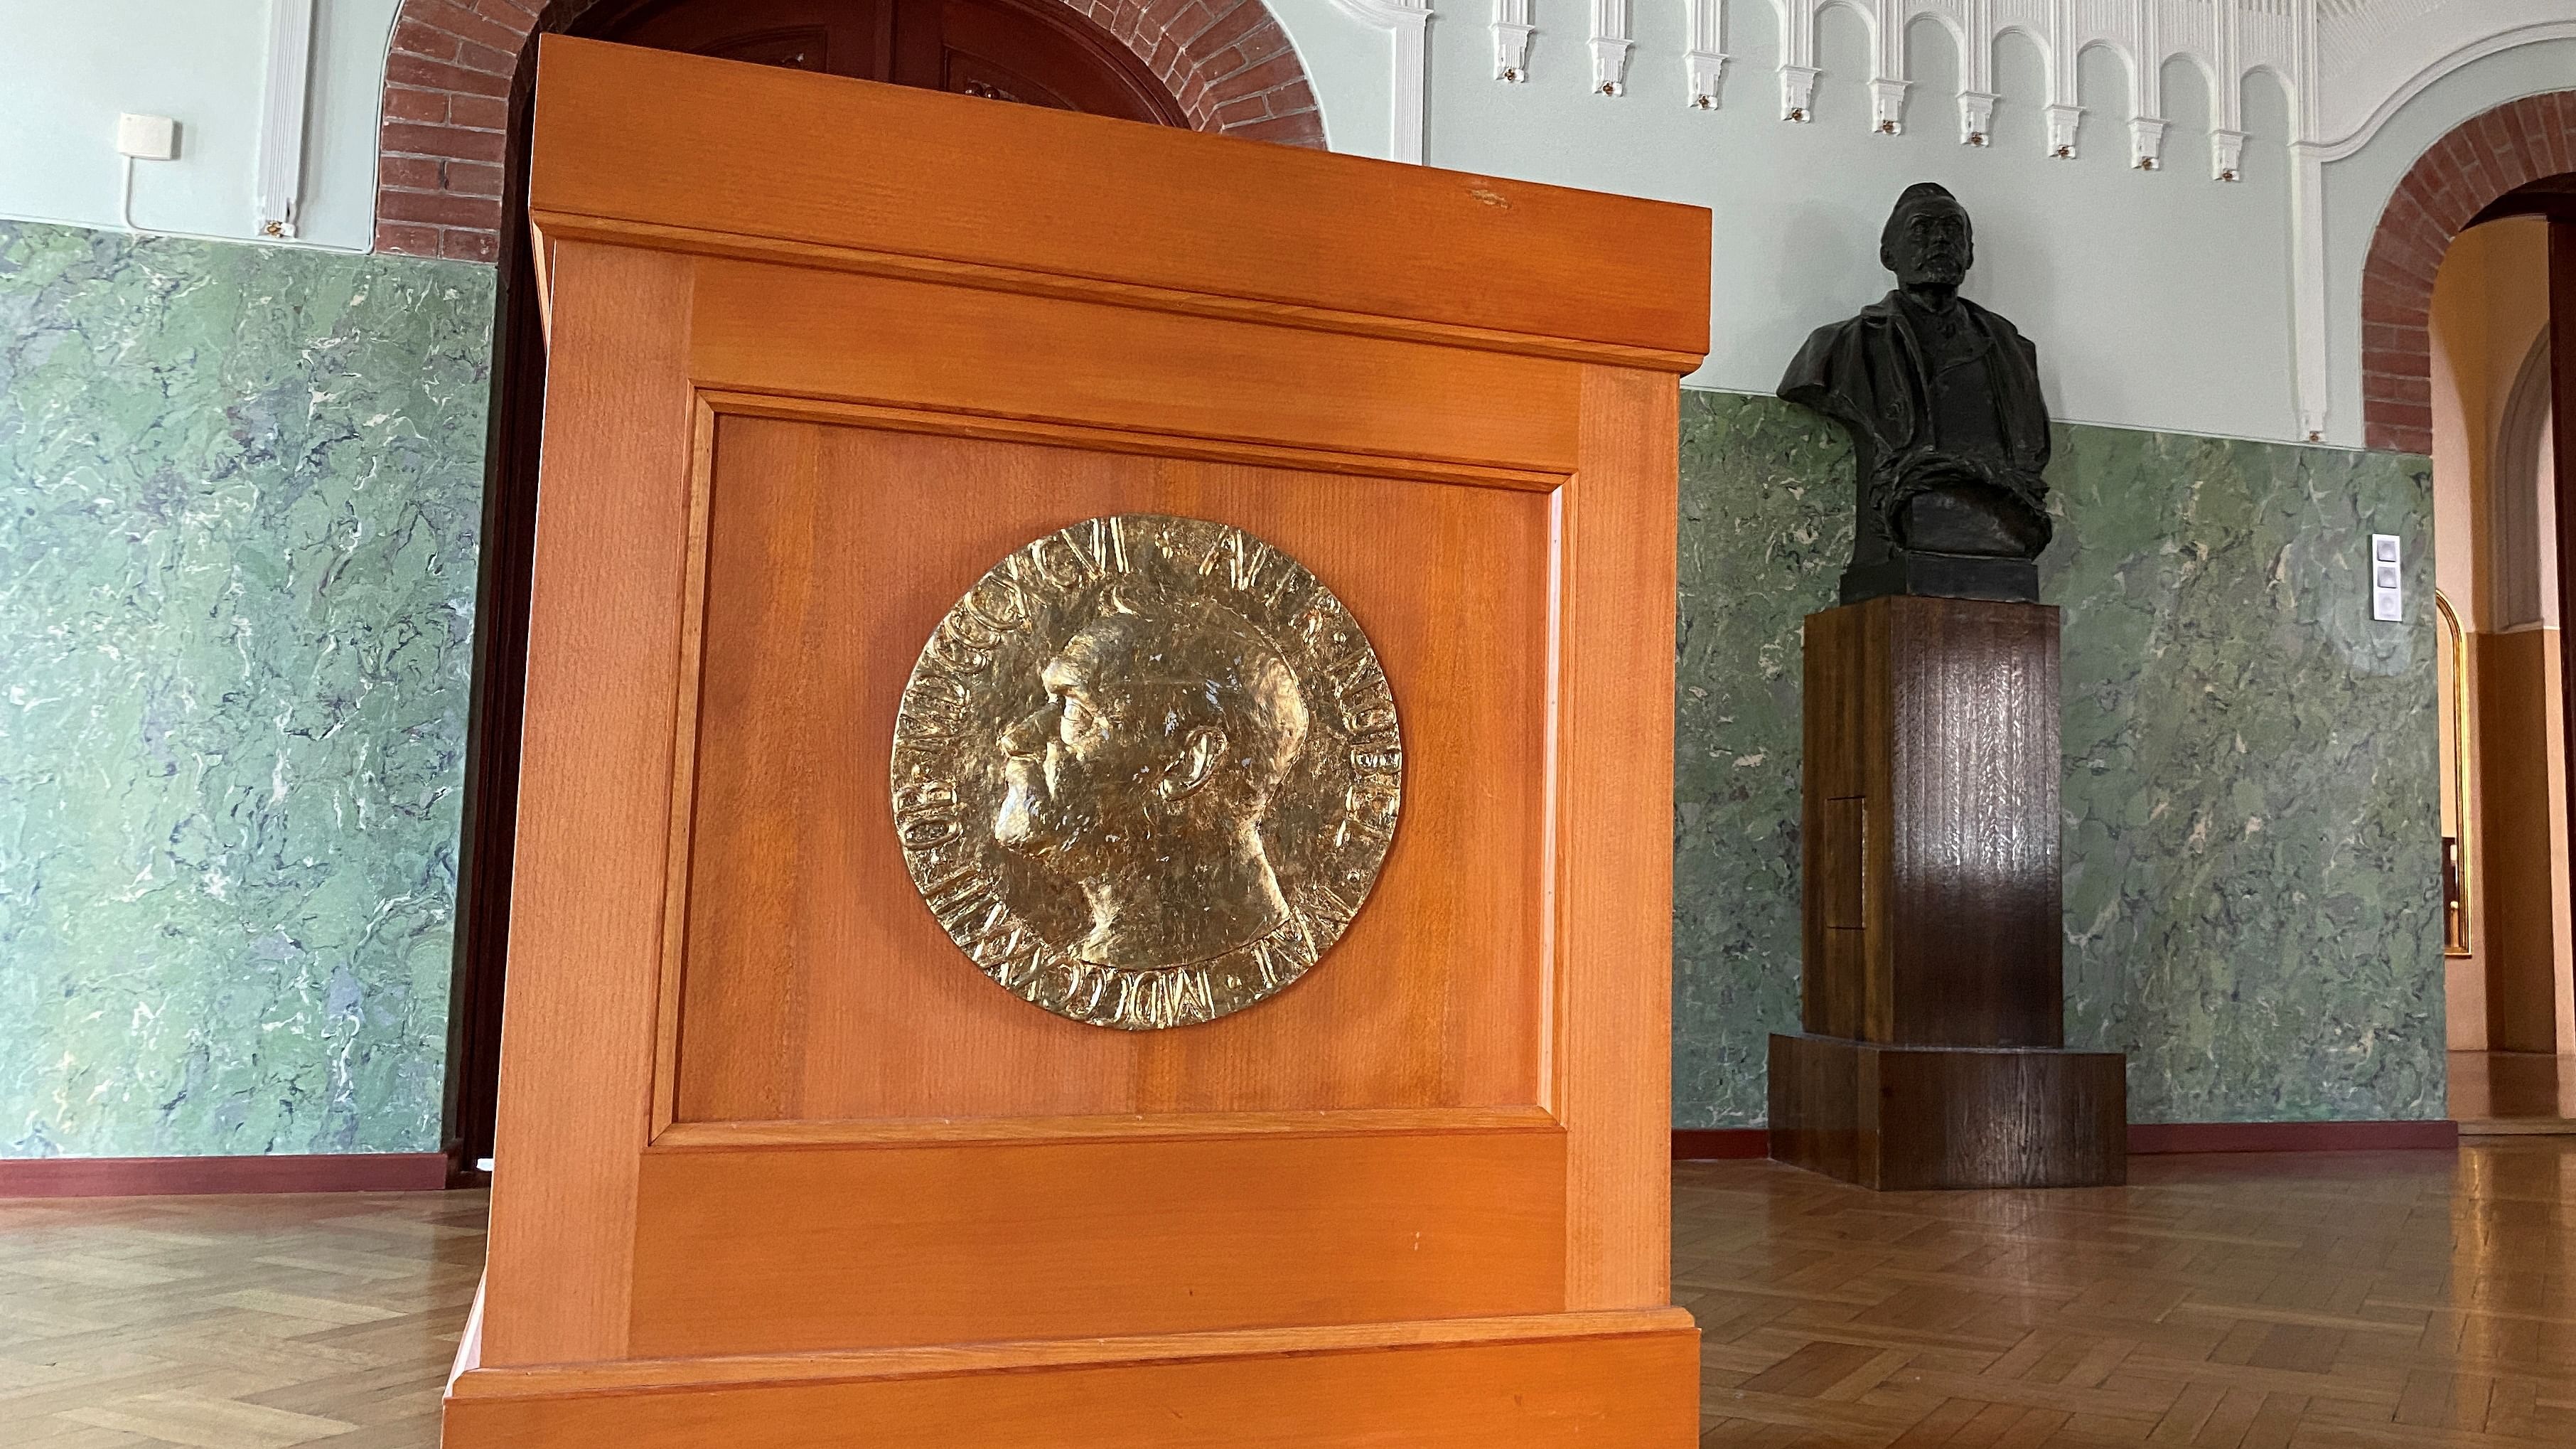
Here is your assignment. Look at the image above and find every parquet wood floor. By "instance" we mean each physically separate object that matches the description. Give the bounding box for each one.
[1681,1140,2576,1446]
[0,1192,485,1448]
[3,1143,2570,1446]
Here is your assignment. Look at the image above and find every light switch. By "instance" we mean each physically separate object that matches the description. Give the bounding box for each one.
[117,113,178,161]
[2371,533,2403,622]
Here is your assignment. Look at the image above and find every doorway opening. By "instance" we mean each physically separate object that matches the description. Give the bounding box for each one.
[2422,186,2576,1130]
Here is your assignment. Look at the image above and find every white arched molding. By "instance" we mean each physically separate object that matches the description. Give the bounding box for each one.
[1332,0,1432,161]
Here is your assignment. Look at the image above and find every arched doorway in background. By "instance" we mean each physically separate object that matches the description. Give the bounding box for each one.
[402,0,1321,1177]
[2383,97,2576,1129]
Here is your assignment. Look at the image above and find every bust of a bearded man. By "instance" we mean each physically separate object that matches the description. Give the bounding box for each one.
[1778,182,2055,604]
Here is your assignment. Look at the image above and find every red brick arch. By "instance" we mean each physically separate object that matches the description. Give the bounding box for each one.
[374,0,1326,261]
[2361,92,2576,455]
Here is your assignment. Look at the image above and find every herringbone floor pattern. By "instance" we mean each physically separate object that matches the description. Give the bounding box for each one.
[1681,1140,2576,1445]
[2,1143,2570,1445]
[0,1191,485,1447]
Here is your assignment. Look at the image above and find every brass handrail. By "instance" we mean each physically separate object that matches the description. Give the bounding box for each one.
[2435,589,2472,957]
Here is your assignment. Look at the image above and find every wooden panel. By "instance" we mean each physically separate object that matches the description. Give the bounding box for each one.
[448,1311,1699,1448]
[1801,597,2061,1049]
[1556,366,1678,1310]
[655,1106,1555,1148]
[2475,628,2569,1054]
[481,243,699,1368]
[528,40,1710,367]
[690,260,1582,474]
[2550,219,2576,1054]
[1883,597,2062,1047]
[1769,1034,2125,1190]
[672,415,1552,1122]
[1800,603,1889,1042]
[628,1128,1569,1355]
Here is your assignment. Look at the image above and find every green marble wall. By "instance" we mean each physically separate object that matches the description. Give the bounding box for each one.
[0,221,492,1157]
[1675,391,2444,1128]
[0,218,2442,1153]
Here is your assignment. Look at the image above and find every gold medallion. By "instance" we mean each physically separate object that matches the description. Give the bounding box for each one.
[891,515,1403,1030]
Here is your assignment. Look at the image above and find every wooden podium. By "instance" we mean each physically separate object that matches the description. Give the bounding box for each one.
[1769,597,2126,1190]
[439,38,1711,1447]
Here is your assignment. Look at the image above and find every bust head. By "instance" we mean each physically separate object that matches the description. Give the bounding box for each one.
[1879,183,1973,292]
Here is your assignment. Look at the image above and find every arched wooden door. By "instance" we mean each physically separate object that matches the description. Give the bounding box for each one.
[443,0,1188,1179]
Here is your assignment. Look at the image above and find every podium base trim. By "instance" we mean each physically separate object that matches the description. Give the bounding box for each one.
[441,1306,1700,1447]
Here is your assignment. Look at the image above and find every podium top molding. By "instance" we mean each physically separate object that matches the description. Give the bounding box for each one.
[527,37,1712,372]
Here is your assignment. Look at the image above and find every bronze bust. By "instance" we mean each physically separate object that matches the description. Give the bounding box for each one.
[1779,183,2054,604]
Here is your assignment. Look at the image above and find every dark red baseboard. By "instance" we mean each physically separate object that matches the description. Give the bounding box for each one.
[1671,1129,1771,1160]
[1676,1120,2459,1162]
[0,1153,451,1199]
[2125,1119,2459,1155]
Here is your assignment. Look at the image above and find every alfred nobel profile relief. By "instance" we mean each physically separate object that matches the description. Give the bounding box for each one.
[992,592,1310,971]
[891,515,1404,1031]
[1780,183,2056,603]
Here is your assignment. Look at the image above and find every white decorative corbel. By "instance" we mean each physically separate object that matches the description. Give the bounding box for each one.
[1958,90,1995,146]
[1869,78,1909,135]
[1683,0,1727,109]
[1590,0,1632,95]
[254,0,315,238]
[1329,0,1432,164]
[2211,127,2246,181]
[1492,0,1533,81]
[2130,115,2167,171]
[1781,65,1820,122]
[2044,104,2083,159]
[1778,0,1818,122]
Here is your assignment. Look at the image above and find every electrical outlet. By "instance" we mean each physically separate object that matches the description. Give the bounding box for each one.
[117,114,178,161]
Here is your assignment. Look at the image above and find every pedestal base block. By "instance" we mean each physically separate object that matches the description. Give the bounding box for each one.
[1769,1034,2127,1189]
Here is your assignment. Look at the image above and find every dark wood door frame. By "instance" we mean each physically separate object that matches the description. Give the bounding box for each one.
[437,1,1189,1182]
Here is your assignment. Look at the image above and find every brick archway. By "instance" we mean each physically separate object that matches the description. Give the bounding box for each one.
[2361,92,2576,454]
[374,0,1326,260]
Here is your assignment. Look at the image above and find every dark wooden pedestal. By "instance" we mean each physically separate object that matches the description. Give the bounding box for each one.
[1769,1036,2125,1189]
[1769,595,2127,1190]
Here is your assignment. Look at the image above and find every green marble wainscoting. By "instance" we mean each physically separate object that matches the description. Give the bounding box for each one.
[0,222,493,1157]
[1675,390,2444,1129]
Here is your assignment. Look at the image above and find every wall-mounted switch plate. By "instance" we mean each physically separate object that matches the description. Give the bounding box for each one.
[117,113,179,161]
[2371,534,2403,622]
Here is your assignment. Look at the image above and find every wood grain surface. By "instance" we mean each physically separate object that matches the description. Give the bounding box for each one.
[480,242,699,1368]
[626,1128,1569,1355]
[21,1143,2576,1446]
[672,413,1554,1123]
[469,37,1707,1436]
[449,1312,1699,1446]
[1768,1034,2127,1190]
[527,38,1710,366]
[688,260,1584,475]
[1801,597,2064,1048]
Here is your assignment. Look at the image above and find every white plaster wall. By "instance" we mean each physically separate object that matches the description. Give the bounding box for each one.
[0,0,2567,447]
[0,0,401,252]
[1416,4,2302,438]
